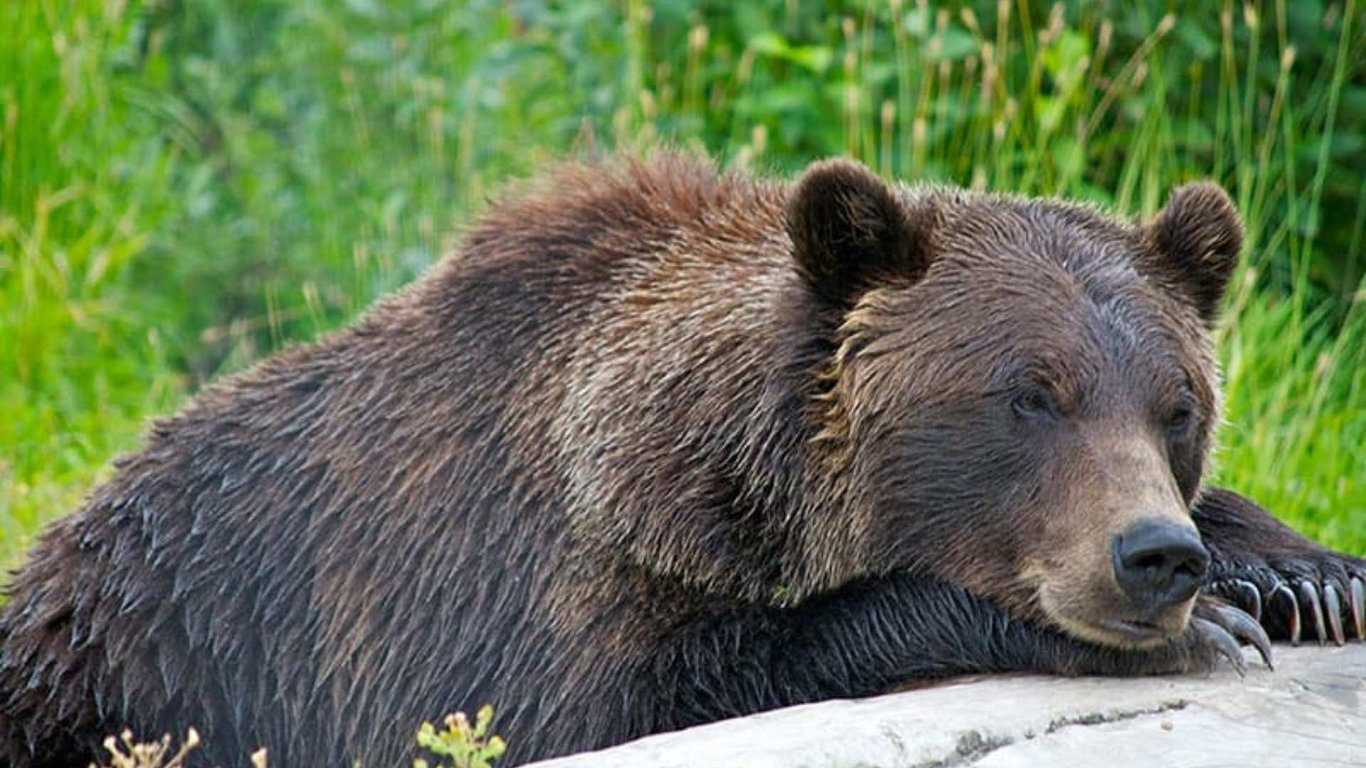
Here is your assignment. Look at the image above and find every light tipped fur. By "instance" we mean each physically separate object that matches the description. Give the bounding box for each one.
[5,153,1335,768]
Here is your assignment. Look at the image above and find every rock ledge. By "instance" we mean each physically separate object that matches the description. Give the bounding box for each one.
[529,645,1366,767]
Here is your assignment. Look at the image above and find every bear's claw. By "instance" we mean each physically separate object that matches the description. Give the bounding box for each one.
[1193,488,1365,646]
[1298,580,1328,646]
[1196,601,1273,672]
[1322,583,1344,646]
[1273,582,1302,645]
[1210,573,1366,645]
[1236,579,1261,621]
[1192,617,1247,675]
[1351,577,1366,640]
[1218,604,1273,670]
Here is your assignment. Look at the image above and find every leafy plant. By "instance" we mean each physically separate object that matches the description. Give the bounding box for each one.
[413,706,507,768]
[90,728,266,768]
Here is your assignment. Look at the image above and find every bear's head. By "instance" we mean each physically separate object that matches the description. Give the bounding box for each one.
[791,159,1242,648]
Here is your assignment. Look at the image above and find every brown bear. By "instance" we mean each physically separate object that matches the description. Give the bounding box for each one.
[1,154,1363,767]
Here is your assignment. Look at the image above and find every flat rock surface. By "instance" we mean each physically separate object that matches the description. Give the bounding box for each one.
[527,644,1366,768]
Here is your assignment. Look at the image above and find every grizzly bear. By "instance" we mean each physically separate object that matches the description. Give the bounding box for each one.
[1,154,1363,767]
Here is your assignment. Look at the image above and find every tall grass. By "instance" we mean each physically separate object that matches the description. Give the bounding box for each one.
[1,0,1362,571]
[0,0,184,561]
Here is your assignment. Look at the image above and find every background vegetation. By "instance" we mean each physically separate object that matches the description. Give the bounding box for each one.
[2,0,1362,572]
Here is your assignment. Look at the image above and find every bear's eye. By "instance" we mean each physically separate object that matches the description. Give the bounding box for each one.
[1166,401,1196,433]
[1012,386,1061,421]
[1163,382,1200,435]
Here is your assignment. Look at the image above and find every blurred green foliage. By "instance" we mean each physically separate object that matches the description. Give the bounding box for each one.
[2,0,1362,568]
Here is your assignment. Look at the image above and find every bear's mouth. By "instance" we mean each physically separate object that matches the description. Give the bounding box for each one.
[1033,575,1197,648]
[1049,614,1188,649]
[1098,618,1169,644]
[1038,590,1194,648]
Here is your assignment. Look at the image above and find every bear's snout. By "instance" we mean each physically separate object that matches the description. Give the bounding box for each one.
[1110,519,1210,612]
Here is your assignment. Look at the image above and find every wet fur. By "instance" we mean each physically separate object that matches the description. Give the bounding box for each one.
[1,154,1359,767]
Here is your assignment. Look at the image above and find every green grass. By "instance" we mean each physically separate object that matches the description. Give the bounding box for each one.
[2,0,1362,573]
[1,0,187,563]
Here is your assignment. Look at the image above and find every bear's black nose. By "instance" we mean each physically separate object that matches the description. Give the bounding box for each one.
[1111,519,1210,611]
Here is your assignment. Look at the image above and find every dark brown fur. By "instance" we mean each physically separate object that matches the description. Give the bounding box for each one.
[2,154,1362,767]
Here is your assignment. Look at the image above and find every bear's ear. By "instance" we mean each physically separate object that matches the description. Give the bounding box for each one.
[787,159,933,307]
[1143,182,1243,324]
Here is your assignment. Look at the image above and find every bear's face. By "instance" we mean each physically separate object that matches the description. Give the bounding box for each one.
[790,161,1243,649]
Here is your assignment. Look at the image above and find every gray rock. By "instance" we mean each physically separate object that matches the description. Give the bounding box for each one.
[526,645,1366,768]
